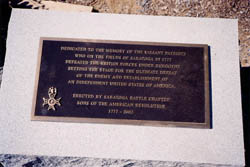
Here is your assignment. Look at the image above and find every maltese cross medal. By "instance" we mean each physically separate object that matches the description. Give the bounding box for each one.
[42,87,62,111]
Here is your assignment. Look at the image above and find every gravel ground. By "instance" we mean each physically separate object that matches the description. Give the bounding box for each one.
[49,0,250,67]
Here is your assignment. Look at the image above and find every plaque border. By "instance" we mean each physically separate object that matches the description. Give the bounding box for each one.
[31,37,211,129]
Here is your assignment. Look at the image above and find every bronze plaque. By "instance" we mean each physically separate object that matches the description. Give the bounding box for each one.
[31,37,211,128]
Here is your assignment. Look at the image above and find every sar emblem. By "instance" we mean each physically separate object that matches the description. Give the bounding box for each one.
[42,87,61,111]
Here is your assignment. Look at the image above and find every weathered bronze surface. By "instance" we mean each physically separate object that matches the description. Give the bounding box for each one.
[32,37,210,128]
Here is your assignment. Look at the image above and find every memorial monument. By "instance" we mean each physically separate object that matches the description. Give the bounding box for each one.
[0,9,245,167]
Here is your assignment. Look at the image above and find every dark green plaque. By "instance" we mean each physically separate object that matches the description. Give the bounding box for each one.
[32,37,211,128]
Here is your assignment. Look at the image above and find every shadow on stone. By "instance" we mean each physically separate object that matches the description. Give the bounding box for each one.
[0,0,11,67]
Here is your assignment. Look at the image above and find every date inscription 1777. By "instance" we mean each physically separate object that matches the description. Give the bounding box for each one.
[31,37,211,128]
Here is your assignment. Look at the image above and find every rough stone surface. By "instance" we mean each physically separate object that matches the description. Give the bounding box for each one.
[0,154,241,167]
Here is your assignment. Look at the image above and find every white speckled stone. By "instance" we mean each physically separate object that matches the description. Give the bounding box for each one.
[0,9,245,166]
